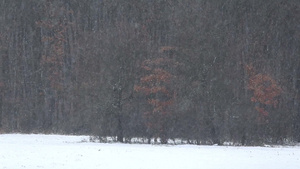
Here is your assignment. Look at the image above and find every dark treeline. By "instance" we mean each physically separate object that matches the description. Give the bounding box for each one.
[0,0,300,145]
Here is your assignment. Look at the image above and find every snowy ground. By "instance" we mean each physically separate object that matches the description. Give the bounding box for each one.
[0,134,300,169]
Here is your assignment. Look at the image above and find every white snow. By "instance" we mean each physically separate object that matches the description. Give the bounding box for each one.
[0,134,300,169]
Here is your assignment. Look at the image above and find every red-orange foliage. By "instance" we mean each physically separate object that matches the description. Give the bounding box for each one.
[135,59,175,113]
[248,74,281,107]
[246,64,282,117]
[134,86,169,96]
[36,2,69,91]
[135,55,177,139]
[140,68,172,84]
[159,46,177,53]
[147,99,174,113]
[255,106,269,116]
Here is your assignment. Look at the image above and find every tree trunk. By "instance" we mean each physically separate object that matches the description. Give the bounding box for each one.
[0,95,2,128]
[115,86,124,143]
[0,54,2,129]
[116,113,124,143]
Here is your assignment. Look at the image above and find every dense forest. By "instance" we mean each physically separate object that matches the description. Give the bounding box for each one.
[0,0,300,145]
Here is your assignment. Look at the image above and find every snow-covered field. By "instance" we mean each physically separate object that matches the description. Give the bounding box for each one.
[0,134,299,169]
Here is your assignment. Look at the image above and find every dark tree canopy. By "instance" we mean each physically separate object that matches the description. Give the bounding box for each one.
[0,0,299,145]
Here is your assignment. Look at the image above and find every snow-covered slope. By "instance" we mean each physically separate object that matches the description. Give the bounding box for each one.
[0,134,299,169]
